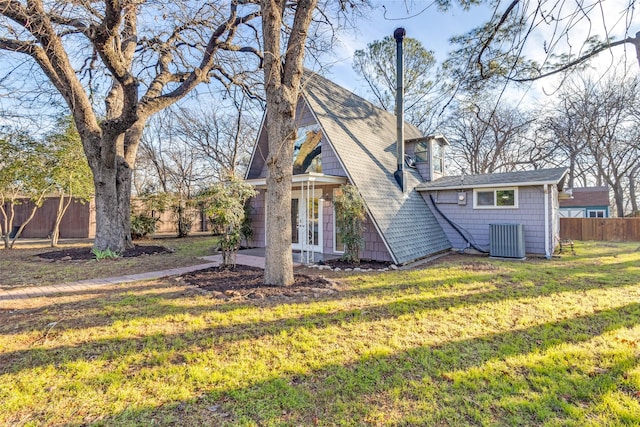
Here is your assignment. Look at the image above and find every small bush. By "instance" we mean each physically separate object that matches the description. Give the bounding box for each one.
[91,247,120,260]
[334,184,366,264]
[200,178,256,268]
[172,200,194,238]
[130,213,159,240]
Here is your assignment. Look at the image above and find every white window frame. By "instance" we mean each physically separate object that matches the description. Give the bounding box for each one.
[414,141,429,162]
[432,143,444,174]
[587,209,605,218]
[473,187,519,209]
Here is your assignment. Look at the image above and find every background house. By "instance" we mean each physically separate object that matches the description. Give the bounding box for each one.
[559,186,610,218]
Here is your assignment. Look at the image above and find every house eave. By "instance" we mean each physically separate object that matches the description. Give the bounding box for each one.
[405,134,450,146]
[246,173,348,189]
[416,180,565,192]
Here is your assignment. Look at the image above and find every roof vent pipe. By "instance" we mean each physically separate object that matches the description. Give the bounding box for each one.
[393,27,406,193]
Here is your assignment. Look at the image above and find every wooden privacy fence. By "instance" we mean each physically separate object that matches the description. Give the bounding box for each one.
[6,197,210,239]
[560,218,640,242]
[3,197,95,239]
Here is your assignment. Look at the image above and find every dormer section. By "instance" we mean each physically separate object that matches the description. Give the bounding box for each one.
[406,135,449,182]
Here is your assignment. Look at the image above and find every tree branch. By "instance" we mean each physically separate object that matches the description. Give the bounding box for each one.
[477,0,520,79]
[509,37,636,82]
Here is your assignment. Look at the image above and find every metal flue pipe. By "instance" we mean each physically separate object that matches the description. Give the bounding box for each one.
[393,27,406,194]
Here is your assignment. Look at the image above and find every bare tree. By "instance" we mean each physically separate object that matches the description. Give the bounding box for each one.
[174,89,261,180]
[444,97,545,174]
[0,1,262,253]
[137,111,212,198]
[445,0,639,88]
[135,87,259,193]
[538,90,595,188]
[542,72,640,216]
[586,76,640,217]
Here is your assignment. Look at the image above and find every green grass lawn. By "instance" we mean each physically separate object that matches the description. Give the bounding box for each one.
[0,234,219,289]
[1,241,639,426]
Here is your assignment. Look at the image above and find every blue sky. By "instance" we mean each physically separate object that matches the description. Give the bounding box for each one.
[2,1,638,132]
[322,0,640,104]
[325,1,490,95]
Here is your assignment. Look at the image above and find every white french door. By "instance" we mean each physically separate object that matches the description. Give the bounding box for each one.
[291,190,323,252]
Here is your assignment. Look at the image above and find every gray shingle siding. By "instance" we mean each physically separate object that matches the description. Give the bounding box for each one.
[423,186,554,255]
[321,143,347,177]
[247,191,266,247]
[303,72,451,263]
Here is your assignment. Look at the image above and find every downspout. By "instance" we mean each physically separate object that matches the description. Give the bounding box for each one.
[544,184,550,259]
[393,27,406,194]
[428,194,489,253]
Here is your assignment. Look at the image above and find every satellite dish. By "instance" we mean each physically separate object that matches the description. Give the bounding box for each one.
[404,154,416,168]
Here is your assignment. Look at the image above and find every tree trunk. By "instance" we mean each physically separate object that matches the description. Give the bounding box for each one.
[629,167,639,216]
[89,112,144,253]
[92,154,134,253]
[613,184,625,217]
[51,194,73,247]
[0,200,9,249]
[264,102,296,286]
[260,0,316,286]
[9,194,46,248]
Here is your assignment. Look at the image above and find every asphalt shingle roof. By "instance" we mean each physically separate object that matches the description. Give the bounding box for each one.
[560,186,609,207]
[302,72,451,264]
[416,167,568,191]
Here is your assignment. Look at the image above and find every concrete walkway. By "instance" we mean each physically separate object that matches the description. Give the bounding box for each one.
[0,254,263,301]
[0,253,306,302]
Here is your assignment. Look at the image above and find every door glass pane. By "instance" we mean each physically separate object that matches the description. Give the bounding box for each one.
[308,198,319,246]
[334,188,345,252]
[291,198,299,244]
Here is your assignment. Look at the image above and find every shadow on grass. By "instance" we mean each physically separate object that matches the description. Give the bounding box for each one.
[2,249,640,354]
[1,261,639,375]
[558,241,640,261]
[61,302,640,426]
[4,252,640,340]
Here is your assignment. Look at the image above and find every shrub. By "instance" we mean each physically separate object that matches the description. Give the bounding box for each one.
[333,184,366,264]
[200,178,256,268]
[91,247,120,260]
[130,213,159,240]
[171,199,194,238]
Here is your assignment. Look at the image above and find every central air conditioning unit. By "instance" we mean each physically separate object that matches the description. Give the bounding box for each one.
[489,223,526,259]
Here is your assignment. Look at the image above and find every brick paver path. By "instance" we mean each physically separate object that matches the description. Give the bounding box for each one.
[0,254,303,301]
[0,258,222,301]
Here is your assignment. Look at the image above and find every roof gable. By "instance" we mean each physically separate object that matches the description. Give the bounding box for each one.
[302,72,450,263]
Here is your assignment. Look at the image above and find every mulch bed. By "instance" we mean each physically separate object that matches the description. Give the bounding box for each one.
[322,259,393,270]
[180,265,338,301]
[36,245,172,261]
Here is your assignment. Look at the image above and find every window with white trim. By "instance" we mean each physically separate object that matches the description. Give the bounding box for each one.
[433,143,444,174]
[587,209,605,218]
[414,141,429,162]
[473,188,518,208]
